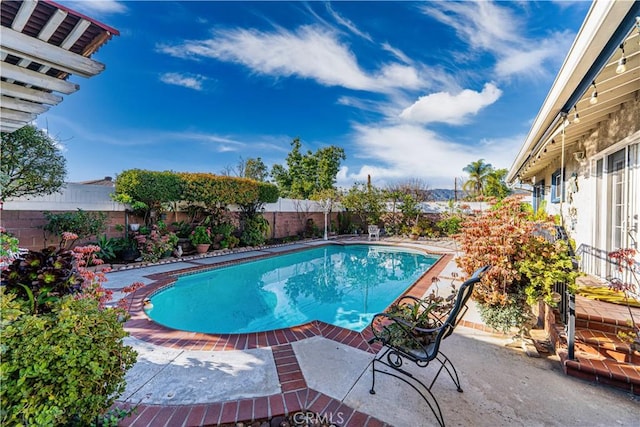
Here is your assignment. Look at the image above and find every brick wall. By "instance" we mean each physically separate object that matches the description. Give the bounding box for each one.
[0,209,340,250]
[0,210,129,250]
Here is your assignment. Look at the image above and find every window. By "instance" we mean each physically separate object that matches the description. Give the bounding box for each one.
[551,169,564,203]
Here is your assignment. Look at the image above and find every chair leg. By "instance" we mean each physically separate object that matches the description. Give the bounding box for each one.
[431,351,463,392]
[369,347,446,427]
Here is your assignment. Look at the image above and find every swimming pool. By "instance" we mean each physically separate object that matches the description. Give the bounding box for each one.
[146,244,439,334]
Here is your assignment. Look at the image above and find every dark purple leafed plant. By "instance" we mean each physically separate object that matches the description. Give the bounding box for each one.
[1,246,83,314]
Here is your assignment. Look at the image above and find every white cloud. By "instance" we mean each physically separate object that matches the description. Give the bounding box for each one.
[159,72,207,91]
[420,1,572,79]
[325,3,373,42]
[495,31,573,78]
[337,123,522,188]
[399,83,502,125]
[381,43,412,64]
[158,25,426,93]
[61,1,127,15]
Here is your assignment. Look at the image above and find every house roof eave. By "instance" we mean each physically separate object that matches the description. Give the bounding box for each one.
[507,0,640,184]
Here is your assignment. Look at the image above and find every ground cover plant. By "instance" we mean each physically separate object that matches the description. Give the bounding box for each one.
[0,234,141,425]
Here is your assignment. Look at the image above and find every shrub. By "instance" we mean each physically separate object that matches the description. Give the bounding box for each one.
[43,209,107,245]
[113,169,183,225]
[436,214,463,236]
[0,292,137,425]
[241,216,269,247]
[455,196,578,335]
[476,291,534,334]
[133,224,178,262]
[0,238,141,425]
[0,227,20,269]
[95,234,119,262]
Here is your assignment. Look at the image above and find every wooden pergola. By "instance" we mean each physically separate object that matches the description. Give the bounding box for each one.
[0,0,119,134]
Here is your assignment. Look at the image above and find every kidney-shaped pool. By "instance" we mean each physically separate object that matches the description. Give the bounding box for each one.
[146,244,439,334]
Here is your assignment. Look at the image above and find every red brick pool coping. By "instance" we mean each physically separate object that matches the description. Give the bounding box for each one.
[116,245,454,426]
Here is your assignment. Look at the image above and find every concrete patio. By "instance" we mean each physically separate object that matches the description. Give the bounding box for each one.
[105,239,640,426]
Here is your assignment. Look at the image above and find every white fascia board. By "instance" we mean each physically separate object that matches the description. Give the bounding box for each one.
[507,0,633,182]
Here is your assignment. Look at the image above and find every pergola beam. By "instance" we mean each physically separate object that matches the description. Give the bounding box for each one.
[1,124,24,133]
[11,1,37,32]
[0,81,63,105]
[1,96,50,114]
[0,26,105,78]
[38,9,68,41]
[1,61,78,94]
[0,108,36,122]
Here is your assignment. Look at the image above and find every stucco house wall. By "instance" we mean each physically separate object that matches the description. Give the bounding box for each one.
[531,96,640,278]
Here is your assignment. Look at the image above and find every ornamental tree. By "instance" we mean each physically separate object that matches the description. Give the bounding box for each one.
[0,125,66,202]
[484,168,511,200]
[113,169,183,224]
[341,181,384,229]
[271,138,345,198]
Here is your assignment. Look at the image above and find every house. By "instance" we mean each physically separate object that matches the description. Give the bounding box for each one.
[0,0,119,133]
[507,0,640,279]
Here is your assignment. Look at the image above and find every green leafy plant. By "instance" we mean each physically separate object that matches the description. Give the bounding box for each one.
[436,214,463,236]
[0,292,137,425]
[221,235,240,249]
[0,236,142,425]
[43,209,107,245]
[380,287,457,349]
[241,216,269,247]
[95,234,119,262]
[133,224,178,262]
[190,225,212,245]
[1,227,20,269]
[171,220,193,238]
[477,291,534,335]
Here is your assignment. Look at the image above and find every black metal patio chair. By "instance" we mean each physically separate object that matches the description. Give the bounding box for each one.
[368,265,491,427]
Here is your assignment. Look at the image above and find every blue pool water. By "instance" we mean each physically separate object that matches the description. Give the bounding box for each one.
[147,244,439,334]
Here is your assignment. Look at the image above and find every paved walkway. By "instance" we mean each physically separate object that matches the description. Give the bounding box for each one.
[106,239,639,426]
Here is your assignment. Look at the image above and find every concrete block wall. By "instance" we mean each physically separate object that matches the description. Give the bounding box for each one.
[0,208,341,250]
[1,210,128,250]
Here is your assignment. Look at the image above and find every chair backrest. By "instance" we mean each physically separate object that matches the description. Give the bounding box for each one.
[427,265,490,356]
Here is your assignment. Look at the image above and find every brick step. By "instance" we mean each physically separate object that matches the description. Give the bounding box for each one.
[558,349,640,396]
[575,315,637,336]
[574,329,640,364]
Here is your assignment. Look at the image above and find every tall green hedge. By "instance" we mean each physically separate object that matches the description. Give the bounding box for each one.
[115,170,279,214]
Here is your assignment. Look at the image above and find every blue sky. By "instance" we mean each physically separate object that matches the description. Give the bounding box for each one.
[44,1,591,189]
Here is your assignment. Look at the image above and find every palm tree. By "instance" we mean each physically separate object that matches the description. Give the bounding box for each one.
[462,159,492,198]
